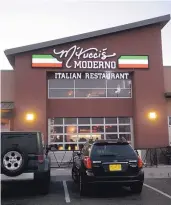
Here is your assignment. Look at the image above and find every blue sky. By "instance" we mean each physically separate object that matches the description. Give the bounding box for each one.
[0,0,171,70]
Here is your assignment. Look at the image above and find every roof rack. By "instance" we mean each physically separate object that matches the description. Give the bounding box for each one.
[87,137,128,144]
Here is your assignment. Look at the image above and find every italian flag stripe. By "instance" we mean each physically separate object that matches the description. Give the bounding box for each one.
[32,55,62,68]
[118,56,149,69]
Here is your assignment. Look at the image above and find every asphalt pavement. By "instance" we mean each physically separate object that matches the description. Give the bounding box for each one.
[1,171,171,205]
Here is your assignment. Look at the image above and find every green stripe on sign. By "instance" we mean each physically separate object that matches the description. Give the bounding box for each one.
[119,56,148,60]
[32,55,54,59]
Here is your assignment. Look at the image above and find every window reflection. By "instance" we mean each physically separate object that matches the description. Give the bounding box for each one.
[75,89,106,98]
[48,78,132,99]
[50,118,63,125]
[64,118,77,125]
[105,125,117,133]
[78,126,91,133]
[64,134,77,143]
[49,89,74,98]
[51,126,63,134]
[91,134,104,140]
[92,118,104,124]
[106,134,118,140]
[49,117,132,150]
[105,118,117,124]
[119,134,131,141]
[92,126,104,133]
[65,126,77,134]
[78,134,92,142]
[49,79,74,89]
[78,118,90,124]
[75,79,106,88]
[50,135,63,143]
[119,125,131,132]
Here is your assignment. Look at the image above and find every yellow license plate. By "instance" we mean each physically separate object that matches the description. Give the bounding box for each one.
[109,164,122,171]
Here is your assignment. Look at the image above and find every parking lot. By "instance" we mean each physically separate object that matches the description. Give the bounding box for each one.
[2,169,171,205]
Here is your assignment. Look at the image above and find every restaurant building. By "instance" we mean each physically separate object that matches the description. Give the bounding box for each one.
[1,14,171,151]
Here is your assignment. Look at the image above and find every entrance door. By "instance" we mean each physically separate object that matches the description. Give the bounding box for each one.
[168,116,171,146]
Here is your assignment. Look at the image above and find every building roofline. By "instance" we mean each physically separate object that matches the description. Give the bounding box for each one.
[4,14,170,67]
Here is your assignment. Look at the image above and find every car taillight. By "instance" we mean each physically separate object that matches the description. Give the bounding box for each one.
[83,156,92,169]
[38,155,44,163]
[138,157,143,168]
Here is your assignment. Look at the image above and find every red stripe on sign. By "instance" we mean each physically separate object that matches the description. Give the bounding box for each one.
[32,63,62,68]
[118,64,148,69]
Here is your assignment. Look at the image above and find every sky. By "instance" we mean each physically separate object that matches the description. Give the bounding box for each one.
[0,0,171,70]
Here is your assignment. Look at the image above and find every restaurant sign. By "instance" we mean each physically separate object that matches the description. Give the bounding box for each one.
[32,45,149,69]
[54,72,130,80]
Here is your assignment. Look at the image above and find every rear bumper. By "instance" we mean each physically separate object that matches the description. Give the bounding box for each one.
[1,173,34,182]
[1,171,49,182]
[84,170,144,185]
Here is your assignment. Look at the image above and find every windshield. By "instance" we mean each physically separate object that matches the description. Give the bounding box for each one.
[91,144,137,159]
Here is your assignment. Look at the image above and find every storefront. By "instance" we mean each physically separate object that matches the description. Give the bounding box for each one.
[3,14,170,150]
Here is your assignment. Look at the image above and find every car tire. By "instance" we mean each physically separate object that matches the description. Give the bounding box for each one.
[130,182,143,194]
[79,174,88,196]
[36,171,50,195]
[1,147,28,177]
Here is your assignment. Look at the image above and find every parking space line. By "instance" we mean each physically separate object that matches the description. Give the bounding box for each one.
[63,180,71,203]
[144,183,171,200]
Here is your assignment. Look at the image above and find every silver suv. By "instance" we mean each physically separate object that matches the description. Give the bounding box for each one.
[1,131,51,195]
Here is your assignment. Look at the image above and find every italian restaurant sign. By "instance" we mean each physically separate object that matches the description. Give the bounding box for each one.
[54,72,130,80]
[32,45,149,69]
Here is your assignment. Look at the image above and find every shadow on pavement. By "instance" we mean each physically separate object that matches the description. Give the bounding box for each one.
[1,181,63,200]
[68,181,139,199]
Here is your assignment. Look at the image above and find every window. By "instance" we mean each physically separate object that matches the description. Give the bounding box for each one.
[169,117,171,126]
[48,75,132,99]
[48,117,133,150]
[91,144,136,159]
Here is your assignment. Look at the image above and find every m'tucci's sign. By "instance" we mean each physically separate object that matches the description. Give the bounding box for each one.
[54,72,130,80]
[53,45,117,69]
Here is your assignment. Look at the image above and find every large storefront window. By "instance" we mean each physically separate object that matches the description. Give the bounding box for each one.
[48,117,133,150]
[48,78,132,98]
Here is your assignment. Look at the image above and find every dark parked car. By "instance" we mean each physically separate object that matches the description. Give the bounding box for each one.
[1,131,51,194]
[72,138,144,196]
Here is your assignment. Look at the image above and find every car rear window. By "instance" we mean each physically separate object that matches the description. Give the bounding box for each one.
[1,133,38,154]
[91,143,137,159]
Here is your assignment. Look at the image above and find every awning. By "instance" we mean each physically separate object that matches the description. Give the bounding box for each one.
[164,92,171,98]
[1,102,14,119]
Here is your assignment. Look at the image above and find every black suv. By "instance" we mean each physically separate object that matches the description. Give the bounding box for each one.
[1,131,51,194]
[72,138,144,196]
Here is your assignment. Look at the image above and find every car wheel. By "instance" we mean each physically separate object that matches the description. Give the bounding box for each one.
[130,182,143,194]
[1,147,28,177]
[79,174,88,196]
[36,171,50,195]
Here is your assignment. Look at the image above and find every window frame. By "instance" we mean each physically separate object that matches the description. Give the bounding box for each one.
[48,117,133,150]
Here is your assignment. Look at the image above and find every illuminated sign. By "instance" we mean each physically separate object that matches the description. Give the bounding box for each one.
[32,44,149,70]
[54,72,130,80]
[53,45,116,69]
